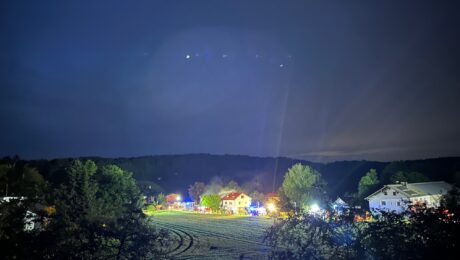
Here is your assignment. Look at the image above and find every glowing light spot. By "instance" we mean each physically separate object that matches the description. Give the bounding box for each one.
[310,203,320,213]
[222,54,228,58]
[185,54,191,59]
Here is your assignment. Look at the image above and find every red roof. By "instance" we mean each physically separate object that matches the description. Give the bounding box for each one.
[221,192,242,201]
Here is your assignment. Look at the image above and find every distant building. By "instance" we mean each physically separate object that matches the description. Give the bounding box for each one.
[365,181,453,213]
[332,197,349,211]
[332,196,361,210]
[165,193,181,204]
[221,192,251,213]
[1,197,38,231]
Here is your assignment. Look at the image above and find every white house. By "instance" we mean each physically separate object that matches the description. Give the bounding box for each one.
[1,196,37,231]
[332,197,349,208]
[365,181,453,213]
[221,192,251,213]
[331,197,349,213]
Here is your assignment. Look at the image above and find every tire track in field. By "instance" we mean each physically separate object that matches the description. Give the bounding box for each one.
[156,223,195,257]
[154,216,270,238]
[152,213,273,259]
[156,221,267,247]
[157,221,265,244]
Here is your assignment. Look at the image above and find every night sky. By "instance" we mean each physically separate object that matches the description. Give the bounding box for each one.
[1,1,459,162]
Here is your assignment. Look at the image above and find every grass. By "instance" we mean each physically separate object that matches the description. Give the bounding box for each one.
[149,210,274,259]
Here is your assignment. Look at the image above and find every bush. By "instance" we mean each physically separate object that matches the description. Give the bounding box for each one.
[265,204,460,259]
[264,213,359,259]
[143,204,157,216]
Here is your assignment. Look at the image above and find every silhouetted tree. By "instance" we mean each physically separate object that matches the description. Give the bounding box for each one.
[201,194,221,212]
[0,163,45,197]
[225,180,242,192]
[358,169,379,198]
[156,193,166,208]
[281,163,326,210]
[5,160,172,259]
[265,211,359,259]
[188,182,206,202]
[277,187,293,212]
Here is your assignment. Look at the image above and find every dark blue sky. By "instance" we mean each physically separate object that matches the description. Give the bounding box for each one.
[1,1,459,162]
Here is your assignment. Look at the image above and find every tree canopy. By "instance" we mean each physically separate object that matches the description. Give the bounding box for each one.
[265,192,460,260]
[281,163,325,209]
[200,194,221,212]
[358,169,380,198]
[0,163,45,197]
[188,182,206,202]
[0,160,169,259]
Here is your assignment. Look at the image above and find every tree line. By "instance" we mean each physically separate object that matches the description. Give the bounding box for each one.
[0,159,170,259]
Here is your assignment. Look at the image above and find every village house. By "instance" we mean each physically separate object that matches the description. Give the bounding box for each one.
[365,181,453,213]
[332,196,361,213]
[1,197,38,231]
[331,197,349,214]
[221,192,251,213]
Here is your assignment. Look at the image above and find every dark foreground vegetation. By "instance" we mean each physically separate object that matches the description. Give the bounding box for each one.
[264,163,460,259]
[1,156,460,259]
[265,192,460,260]
[0,159,170,259]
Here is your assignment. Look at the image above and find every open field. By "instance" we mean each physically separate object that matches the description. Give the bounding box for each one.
[150,211,274,259]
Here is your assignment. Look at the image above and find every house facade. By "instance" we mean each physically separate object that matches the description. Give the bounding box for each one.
[221,192,251,213]
[332,197,349,213]
[365,181,453,213]
[1,197,38,231]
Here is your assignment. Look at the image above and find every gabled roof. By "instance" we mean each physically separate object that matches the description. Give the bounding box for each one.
[365,181,453,200]
[407,181,452,195]
[333,197,348,205]
[221,192,243,200]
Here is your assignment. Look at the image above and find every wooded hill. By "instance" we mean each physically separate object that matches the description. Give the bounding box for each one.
[3,154,460,199]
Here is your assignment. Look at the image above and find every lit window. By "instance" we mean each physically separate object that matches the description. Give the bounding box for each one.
[381,201,386,206]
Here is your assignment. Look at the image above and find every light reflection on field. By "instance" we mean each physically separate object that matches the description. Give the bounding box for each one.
[150,211,274,259]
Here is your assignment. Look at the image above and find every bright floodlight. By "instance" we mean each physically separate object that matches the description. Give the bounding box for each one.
[310,203,320,213]
[176,195,181,201]
[267,203,276,212]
